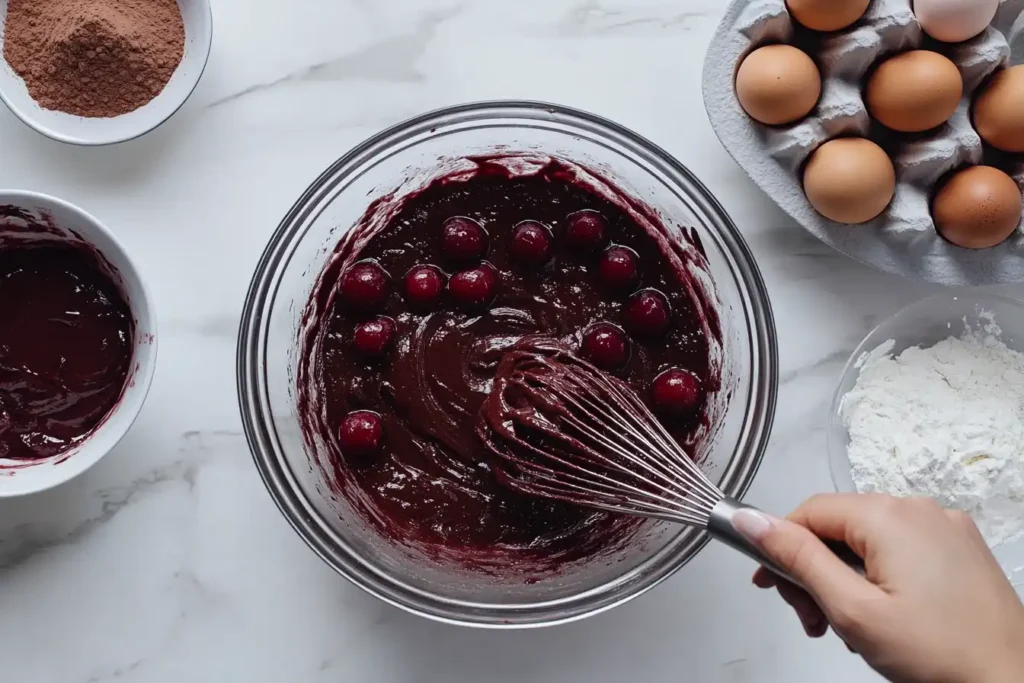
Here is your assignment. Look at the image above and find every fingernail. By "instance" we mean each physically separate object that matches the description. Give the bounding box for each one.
[804,620,827,638]
[732,508,778,543]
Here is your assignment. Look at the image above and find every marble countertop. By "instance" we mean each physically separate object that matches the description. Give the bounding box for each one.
[0,0,985,681]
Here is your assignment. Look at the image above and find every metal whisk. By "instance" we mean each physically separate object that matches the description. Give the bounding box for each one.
[479,341,862,586]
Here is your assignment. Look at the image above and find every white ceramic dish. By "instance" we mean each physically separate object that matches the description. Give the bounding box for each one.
[0,191,157,497]
[703,0,1024,285]
[0,0,212,146]
[828,292,1024,588]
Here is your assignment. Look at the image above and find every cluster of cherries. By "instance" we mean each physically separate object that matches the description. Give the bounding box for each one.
[335,211,702,461]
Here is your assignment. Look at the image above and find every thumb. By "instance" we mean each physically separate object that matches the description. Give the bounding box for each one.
[732,509,877,606]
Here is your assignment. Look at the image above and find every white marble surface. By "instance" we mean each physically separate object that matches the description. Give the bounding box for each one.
[0,1,993,681]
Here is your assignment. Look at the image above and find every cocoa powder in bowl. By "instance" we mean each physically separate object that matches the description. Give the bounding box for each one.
[3,0,185,118]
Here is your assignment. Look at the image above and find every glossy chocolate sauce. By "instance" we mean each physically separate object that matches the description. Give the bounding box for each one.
[0,242,134,461]
[299,156,721,574]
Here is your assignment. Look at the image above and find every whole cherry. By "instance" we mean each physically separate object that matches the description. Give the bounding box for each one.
[597,246,639,291]
[353,317,396,357]
[623,289,671,338]
[652,368,703,416]
[338,410,384,462]
[441,216,489,263]
[582,322,630,370]
[565,210,609,252]
[404,265,446,310]
[338,261,390,311]
[450,264,499,310]
[510,220,553,266]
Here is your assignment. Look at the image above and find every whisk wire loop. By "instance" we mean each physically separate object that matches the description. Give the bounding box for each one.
[480,341,865,589]
[503,360,722,522]
[567,381,721,510]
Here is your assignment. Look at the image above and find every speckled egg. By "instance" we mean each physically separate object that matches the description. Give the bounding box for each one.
[933,166,1023,249]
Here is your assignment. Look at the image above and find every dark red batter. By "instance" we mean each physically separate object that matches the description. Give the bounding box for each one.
[299,156,721,574]
[0,242,133,461]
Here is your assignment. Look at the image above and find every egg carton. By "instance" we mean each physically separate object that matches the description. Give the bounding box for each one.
[703,0,1024,285]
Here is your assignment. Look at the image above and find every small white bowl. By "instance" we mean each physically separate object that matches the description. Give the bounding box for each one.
[0,0,212,146]
[0,191,157,497]
[828,292,1024,587]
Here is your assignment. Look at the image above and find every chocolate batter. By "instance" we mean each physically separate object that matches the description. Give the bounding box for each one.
[299,156,720,574]
[0,242,134,461]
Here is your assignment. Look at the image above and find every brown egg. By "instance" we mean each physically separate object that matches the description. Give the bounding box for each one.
[866,51,963,133]
[735,45,821,126]
[973,66,1024,153]
[933,166,1022,249]
[803,138,896,224]
[786,0,871,31]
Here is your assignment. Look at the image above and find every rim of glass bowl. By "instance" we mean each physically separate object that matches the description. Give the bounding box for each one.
[237,100,779,628]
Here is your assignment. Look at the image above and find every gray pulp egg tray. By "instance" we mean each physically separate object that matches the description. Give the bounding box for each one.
[703,0,1024,285]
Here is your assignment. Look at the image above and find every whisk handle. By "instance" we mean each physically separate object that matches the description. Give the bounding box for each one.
[708,498,865,589]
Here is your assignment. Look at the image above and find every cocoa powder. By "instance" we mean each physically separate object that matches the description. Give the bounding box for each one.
[3,0,185,118]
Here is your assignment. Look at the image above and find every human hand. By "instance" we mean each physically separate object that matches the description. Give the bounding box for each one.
[732,494,1024,683]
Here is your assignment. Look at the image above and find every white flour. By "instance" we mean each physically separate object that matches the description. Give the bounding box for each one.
[840,316,1024,547]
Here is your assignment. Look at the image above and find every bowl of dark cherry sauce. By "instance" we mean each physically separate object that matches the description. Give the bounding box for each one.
[0,191,156,497]
[238,101,777,627]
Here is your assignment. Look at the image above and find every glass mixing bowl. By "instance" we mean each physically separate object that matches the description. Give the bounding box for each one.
[828,292,1024,494]
[237,101,778,627]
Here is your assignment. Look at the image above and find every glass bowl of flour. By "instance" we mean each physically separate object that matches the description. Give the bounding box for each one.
[829,292,1024,588]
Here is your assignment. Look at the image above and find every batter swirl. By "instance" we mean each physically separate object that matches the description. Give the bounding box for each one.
[299,156,720,574]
